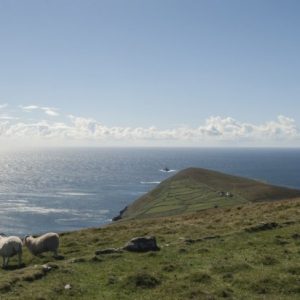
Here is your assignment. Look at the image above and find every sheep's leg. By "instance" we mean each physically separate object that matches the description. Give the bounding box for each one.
[18,252,22,267]
[5,257,9,268]
[53,250,58,257]
[2,257,8,268]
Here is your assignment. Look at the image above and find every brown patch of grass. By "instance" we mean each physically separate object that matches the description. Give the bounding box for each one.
[125,271,161,289]
[188,271,212,283]
[260,256,279,266]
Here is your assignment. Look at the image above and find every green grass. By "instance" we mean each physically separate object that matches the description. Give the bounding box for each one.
[1,198,300,299]
[122,168,300,219]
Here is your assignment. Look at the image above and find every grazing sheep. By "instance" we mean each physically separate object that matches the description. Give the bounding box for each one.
[0,234,23,268]
[24,232,59,257]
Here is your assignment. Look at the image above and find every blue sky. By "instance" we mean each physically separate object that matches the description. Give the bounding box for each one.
[0,0,299,146]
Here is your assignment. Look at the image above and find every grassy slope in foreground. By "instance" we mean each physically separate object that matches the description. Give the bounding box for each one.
[121,167,300,219]
[1,198,300,299]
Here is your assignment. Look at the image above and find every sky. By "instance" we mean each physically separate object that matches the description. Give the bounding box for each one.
[0,0,300,147]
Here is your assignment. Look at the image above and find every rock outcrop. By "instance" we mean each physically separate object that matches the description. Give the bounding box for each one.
[112,206,128,221]
[123,236,160,252]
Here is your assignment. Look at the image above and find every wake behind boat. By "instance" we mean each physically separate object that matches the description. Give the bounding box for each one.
[160,167,176,173]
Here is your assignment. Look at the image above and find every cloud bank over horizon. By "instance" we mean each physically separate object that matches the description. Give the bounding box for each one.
[0,104,299,147]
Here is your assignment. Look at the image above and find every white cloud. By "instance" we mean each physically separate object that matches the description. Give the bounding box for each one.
[0,114,18,120]
[0,104,299,146]
[41,107,60,117]
[19,105,39,112]
[196,115,298,141]
[19,105,59,117]
[0,104,8,110]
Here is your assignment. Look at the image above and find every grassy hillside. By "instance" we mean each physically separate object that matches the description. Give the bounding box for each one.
[121,167,300,219]
[0,198,300,299]
[1,168,300,299]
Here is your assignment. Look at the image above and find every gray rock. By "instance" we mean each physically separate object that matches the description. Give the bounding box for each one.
[70,257,86,263]
[42,264,52,273]
[95,248,123,255]
[245,222,280,233]
[123,236,160,252]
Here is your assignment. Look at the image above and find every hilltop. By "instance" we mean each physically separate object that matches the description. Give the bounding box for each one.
[0,168,300,299]
[120,167,300,220]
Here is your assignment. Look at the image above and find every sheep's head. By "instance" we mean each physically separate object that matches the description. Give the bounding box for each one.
[23,235,32,246]
[0,233,7,240]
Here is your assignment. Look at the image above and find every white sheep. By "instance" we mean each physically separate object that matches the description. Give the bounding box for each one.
[0,234,23,268]
[24,232,59,257]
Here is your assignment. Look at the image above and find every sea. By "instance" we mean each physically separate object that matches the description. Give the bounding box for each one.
[0,147,300,236]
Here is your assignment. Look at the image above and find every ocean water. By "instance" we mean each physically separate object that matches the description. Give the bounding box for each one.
[0,147,300,236]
